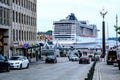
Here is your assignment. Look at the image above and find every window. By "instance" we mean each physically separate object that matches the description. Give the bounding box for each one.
[13,29,15,41]
[16,12,18,22]
[13,11,15,22]
[16,30,18,41]
[0,7,2,24]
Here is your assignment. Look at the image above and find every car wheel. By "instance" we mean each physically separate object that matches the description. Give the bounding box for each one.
[55,60,57,63]
[6,66,10,72]
[19,64,22,70]
[45,60,47,63]
[87,61,90,64]
[26,63,29,69]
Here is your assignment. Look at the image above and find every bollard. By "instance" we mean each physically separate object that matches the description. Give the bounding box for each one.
[84,61,96,80]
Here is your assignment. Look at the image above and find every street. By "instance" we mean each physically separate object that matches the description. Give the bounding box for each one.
[0,57,93,80]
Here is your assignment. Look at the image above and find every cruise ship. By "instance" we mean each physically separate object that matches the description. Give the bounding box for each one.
[53,13,98,47]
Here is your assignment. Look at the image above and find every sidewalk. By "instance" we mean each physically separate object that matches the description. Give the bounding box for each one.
[93,61,120,80]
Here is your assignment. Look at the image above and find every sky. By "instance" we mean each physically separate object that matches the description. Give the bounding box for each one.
[37,0,120,38]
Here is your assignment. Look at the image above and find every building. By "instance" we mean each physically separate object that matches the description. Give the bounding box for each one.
[0,0,37,58]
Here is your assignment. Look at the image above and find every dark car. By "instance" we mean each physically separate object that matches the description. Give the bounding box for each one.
[79,56,90,64]
[0,54,10,72]
[45,55,57,63]
[106,50,117,65]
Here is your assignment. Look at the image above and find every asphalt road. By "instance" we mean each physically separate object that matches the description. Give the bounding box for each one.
[0,57,93,80]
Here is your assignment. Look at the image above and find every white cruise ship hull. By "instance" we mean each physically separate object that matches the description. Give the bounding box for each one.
[53,36,97,44]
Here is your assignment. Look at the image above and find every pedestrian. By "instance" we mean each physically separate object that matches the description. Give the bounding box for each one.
[78,50,82,58]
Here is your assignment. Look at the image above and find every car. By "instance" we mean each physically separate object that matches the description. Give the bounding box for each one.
[91,55,100,61]
[79,56,90,64]
[69,55,79,61]
[106,50,117,65]
[0,54,10,72]
[8,56,29,69]
[45,55,57,63]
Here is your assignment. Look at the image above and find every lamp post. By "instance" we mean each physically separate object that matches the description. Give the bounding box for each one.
[100,9,108,56]
[116,14,118,49]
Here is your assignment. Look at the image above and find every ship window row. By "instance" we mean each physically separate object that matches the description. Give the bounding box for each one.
[54,30,75,34]
[55,26,72,29]
[54,28,72,31]
[55,23,72,26]
[0,0,10,5]
[54,35,75,37]
[0,7,10,26]
[12,0,36,12]
[12,10,36,26]
[55,38,75,40]
[13,29,36,41]
[54,36,74,38]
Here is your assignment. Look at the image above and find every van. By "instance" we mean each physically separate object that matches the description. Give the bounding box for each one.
[106,50,117,65]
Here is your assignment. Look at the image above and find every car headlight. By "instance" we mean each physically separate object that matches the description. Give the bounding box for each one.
[15,62,20,64]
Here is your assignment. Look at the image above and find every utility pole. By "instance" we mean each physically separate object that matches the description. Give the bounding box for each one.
[116,14,118,49]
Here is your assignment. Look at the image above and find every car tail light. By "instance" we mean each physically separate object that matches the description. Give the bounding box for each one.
[86,58,89,60]
[79,58,82,60]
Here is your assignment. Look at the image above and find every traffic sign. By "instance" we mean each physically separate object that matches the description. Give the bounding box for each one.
[24,43,29,49]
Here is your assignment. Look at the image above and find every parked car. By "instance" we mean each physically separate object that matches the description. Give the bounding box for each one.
[0,54,10,72]
[8,56,29,69]
[69,55,79,61]
[79,56,90,64]
[106,50,117,65]
[45,55,57,63]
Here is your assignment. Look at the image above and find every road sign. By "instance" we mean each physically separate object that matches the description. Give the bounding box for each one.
[24,43,29,49]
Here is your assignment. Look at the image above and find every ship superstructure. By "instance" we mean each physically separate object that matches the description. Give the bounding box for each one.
[53,13,98,46]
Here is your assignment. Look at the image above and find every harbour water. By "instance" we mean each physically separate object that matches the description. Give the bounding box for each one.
[71,39,120,49]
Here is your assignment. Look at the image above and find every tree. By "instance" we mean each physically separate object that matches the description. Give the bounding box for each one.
[114,25,120,42]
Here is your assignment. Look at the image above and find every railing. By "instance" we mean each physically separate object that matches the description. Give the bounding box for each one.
[85,61,96,80]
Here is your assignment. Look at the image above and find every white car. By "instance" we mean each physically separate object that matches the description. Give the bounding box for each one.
[8,56,29,69]
[69,55,79,61]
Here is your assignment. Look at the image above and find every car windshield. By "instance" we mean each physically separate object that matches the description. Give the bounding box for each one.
[9,57,21,60]
[81,56,88,58]
[70,55,77,57]
[0,55,5,60]
[47,55,55,58]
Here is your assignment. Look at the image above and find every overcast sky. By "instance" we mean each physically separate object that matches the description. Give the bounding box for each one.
[37,0,120,38]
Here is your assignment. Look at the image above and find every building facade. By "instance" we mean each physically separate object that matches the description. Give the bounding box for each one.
[0,0,37,58]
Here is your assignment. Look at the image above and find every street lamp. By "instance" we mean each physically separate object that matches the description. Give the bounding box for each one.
[116,14,118,49]
[100,9,108,56]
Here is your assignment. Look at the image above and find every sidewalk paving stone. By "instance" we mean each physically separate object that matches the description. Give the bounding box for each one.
[93,62,120,80]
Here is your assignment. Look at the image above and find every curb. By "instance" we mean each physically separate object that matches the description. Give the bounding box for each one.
[93,62,102,80]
